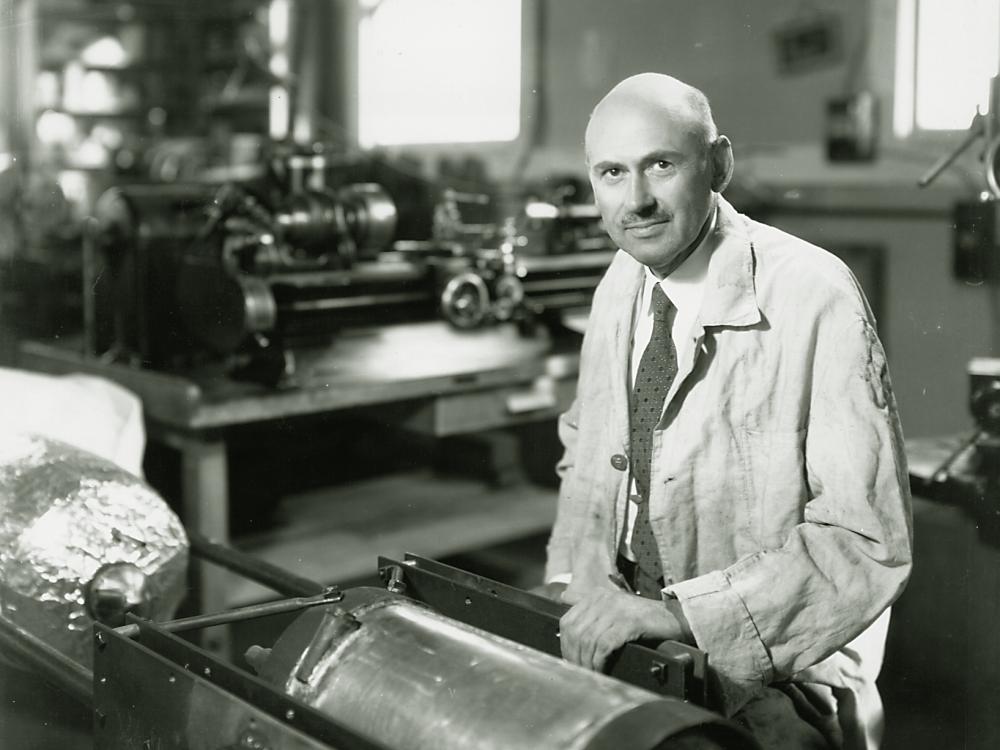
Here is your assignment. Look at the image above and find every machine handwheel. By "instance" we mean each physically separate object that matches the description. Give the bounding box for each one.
[441,272,491,329]
[492,274,525,322]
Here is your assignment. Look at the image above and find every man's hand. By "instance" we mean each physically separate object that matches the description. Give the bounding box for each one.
[558,588,689,672]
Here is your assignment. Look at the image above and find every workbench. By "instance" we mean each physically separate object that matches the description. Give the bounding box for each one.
[19,321,579,653]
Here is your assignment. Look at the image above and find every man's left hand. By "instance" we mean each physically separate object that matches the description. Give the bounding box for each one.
[558,588,689,672]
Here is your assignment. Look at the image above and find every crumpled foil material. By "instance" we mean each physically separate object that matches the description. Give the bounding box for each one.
[0,432,188,668]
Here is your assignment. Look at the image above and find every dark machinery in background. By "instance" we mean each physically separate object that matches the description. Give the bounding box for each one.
[0,436,757,749]
[921,74,1000,284]
[84,148,614,385]
[917,74,1000,544]
[434,192,614,331]
[86,150,414,384]
[967,358,1000,533]
[920,357,1000,546]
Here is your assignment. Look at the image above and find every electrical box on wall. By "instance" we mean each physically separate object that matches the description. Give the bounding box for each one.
[826,92,880,162]
[772,12,843,75]
[954,200,1000,283]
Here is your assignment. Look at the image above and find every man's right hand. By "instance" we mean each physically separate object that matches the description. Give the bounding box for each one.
[558,588,689,672]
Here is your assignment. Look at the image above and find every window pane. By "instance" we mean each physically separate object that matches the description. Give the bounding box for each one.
[358,0,522,147]
[915,0,999,130]
[893,0,916,137]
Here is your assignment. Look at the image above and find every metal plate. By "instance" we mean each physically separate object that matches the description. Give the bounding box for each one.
[92,621,388,750]
[377,554,708,706]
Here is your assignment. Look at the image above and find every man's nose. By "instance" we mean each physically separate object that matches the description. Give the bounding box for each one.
[624,175,655,213]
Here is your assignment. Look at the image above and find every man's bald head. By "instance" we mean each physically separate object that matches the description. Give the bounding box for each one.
[585,73,719,164]
[582,72,733,277]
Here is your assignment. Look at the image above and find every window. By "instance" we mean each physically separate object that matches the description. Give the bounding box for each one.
[357,0,522,147]
[894,0,1000,136]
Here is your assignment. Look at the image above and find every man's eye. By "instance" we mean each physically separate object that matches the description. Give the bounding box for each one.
[603,168,622,179]
[652,160,672,171]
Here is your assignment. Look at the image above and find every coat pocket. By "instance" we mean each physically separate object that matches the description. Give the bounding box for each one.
[742,428,808,549]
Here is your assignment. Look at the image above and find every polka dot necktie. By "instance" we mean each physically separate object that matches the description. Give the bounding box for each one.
[628,284,677,598]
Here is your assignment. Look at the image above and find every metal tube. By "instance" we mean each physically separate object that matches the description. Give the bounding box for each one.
[0,615,93,707]
[918,114,984,188]
[115,589,343,639]
[266,593,755,750]
[187,530,325,597]
[283,291,429,312]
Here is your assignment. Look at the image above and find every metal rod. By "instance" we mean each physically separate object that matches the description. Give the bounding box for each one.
[115,589,343,640]
[918,114,985,188]
[284,291,429,312]
[186,530,326,597]
[0,615,93,707]
[521,276,605,292]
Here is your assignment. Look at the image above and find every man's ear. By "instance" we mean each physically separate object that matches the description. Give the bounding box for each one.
[710,135,734,193]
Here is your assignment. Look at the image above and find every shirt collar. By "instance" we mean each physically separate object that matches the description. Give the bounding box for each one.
[643,205,717,317]
[612,195,761,333]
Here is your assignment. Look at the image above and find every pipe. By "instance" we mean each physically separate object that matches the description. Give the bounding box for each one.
[259,590,756,750]
[115,588,343,639]
[187,530,325,597]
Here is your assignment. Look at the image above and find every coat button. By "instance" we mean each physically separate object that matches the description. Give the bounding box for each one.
[610,454,628,471]
[630,493,645,505]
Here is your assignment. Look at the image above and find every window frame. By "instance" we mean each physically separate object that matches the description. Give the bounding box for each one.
[883,0,1000,144]
[342,0,540,167]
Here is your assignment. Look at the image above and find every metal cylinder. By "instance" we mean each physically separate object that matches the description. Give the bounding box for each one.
[0,433,188,669]
[258,590,751,750]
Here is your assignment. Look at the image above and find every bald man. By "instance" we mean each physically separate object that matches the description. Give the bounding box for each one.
[543,74,911,749]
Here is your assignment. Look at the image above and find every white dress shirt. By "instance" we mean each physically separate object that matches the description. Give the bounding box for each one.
[621,208,718,559]
[548,207,719,581]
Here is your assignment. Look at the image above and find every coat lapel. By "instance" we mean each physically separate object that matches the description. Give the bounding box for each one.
[610,256,645,448]
[659,197,761,423]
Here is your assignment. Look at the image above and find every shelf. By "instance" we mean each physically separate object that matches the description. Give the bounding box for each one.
[226,470,558,606]
[38,0,264,25]
[48,62,168,75]
[200,163,268,183]
[43,108,146,119]
[201,93,270,113]
[38,7,134,25]
[18,0,271,214]
[57,163,113,172]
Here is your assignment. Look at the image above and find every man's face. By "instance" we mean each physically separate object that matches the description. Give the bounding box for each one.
[586,102,719,276]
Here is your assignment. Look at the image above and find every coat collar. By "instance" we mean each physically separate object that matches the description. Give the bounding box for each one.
[608,195,761,332]
[608,252,645,441]
[696,197,761,329]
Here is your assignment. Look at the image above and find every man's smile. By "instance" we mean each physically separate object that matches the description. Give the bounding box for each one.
[624,219,669,237]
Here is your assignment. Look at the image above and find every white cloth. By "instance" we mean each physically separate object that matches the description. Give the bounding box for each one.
[0,367,145,476]
[629,209,717,385]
